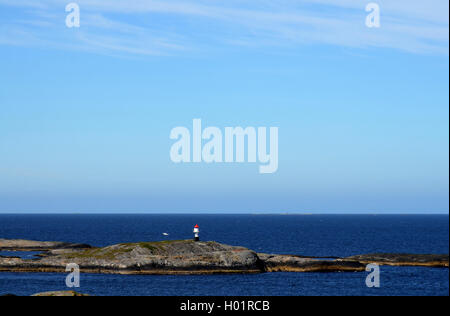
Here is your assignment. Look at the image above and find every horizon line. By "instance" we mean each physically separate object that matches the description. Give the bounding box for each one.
[0,212,448,215]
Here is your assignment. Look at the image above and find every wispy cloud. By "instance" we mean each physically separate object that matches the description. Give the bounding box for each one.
[0,0,448,56]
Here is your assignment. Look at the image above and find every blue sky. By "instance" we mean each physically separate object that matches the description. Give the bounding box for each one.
[0,1,448,213]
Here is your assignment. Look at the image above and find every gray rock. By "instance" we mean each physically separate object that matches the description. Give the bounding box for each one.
[342,253,449,267]
[258,254,365,272]
[0,239,91,251]
[31,291,89,296]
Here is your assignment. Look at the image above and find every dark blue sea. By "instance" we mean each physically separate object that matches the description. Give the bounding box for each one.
[0,214,448,296]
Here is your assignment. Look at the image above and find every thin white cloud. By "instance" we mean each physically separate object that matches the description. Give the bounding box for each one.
[0,0,448,56]
[309,0,449,24]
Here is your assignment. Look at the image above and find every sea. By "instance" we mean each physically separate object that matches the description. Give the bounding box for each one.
[0,214,448,296]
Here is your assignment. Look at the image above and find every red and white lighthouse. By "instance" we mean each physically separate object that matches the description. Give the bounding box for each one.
[193,224,200,241]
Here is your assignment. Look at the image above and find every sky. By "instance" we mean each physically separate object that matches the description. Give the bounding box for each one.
[0,0,448,213]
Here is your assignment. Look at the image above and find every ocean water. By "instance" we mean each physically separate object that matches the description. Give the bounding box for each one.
[0,214,448,296]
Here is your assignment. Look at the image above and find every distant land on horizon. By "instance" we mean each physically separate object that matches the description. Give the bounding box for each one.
[0,211,448,215]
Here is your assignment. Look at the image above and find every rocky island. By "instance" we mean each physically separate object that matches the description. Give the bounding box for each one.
[0,239,448,275]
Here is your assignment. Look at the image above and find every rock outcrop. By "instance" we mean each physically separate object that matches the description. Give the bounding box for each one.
[31,291,89,297]
[342,253,449,267]
[0,239,91,251]
[0,239,448,275]
[0,240,264,274]
[258,253,366,272]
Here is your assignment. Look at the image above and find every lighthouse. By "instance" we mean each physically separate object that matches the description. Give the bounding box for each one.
[193,224,200,241]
